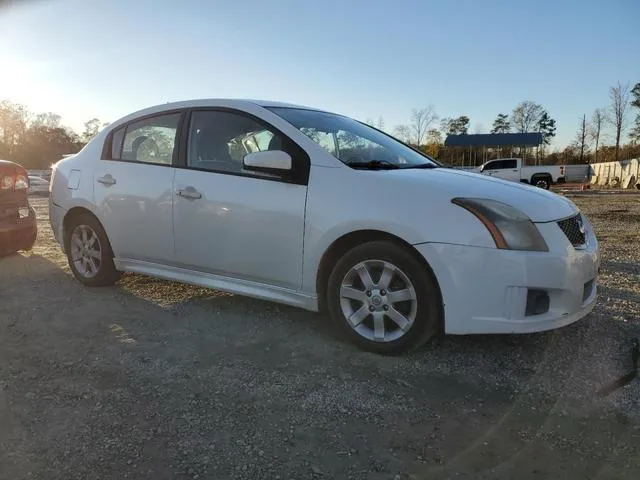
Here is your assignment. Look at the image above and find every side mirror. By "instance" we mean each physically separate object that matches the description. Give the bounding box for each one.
[243,150,292,174]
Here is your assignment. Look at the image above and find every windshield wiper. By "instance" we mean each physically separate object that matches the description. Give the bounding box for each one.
[347,160,400,170]
[402,163,439,169]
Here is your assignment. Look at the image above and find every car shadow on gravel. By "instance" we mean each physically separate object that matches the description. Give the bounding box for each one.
[2,254,640,480]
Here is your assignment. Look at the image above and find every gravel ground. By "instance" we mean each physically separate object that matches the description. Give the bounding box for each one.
[1,195,639,480]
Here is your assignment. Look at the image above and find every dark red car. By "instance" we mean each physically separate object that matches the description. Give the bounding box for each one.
[0,160,37,256]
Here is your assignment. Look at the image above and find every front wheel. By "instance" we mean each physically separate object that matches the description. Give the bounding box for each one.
[326,241,442,355]
[64,213,121,287]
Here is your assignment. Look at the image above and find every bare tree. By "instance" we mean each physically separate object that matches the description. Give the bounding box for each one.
[394,106,438,146]
[589,108,605,163]
[81,118,109,144]
[512,101,546,164]
[365,116,385,131]
[32,112,61,128]
[392,125,411,143]
[574,114,590,163]
[0,100,30,155]
[608,81,630,162]
[426,128,443,144]
[511,101,544,133]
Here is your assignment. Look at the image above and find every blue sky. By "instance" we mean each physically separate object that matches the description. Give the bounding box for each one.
[1,0,639,148]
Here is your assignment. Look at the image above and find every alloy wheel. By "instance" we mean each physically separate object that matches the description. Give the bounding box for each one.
[339,259,418,342]
[70,224,102,279]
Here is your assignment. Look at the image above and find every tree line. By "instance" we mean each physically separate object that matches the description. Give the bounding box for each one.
[0,100,108,169]
[367,80,640,166]
[2,80,639,169]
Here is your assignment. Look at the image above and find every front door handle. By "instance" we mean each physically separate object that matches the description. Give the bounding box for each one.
[97,174,116,186]
[176,187,202,200]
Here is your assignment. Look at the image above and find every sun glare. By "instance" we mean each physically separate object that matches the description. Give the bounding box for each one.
[0,54,50,104]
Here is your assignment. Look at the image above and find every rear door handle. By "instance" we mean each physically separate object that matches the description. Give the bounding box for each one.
[97,174,116,186]
[176,187,202,200]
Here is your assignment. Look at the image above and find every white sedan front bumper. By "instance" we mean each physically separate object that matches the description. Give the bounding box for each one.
[415,215,600,335]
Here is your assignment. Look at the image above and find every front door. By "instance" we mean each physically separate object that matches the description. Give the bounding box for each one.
[491,159,520,182]
[93,112,182,262]
[172,109,308,290]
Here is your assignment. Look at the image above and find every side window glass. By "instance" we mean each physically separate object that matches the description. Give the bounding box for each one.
[504,159,517,169]
[483,162,495,171]
[493,160,505,169]
[187,111,289,175]
[121,113,180,165]
[300,128,337,156]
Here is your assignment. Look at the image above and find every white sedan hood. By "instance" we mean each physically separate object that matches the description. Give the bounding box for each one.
[388,167,578,223]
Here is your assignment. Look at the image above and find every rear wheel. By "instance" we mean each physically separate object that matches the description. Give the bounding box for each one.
[326,240,442,355]
[64,213,120,286]
[532,175,551,189]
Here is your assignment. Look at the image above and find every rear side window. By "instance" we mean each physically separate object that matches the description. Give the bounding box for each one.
[503,159,517,169]
[105,113,181,165]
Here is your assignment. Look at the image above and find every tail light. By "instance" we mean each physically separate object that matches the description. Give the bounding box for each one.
[0,166,29,191]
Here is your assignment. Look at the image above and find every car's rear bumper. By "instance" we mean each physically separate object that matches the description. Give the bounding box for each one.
[49,197,66,251]
[0,206,37,255]
[415,220,600,335]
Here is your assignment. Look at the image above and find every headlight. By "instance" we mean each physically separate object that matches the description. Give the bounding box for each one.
[452,198,549,252]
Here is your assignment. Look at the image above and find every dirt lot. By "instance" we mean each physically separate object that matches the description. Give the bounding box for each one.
[1,195,640,480]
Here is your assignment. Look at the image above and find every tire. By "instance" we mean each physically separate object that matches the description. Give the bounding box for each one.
[326,240,442,355]
[532,175,551,190]
[64,213,121,286]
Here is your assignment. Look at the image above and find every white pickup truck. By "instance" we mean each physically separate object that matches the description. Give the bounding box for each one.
[475,158,565,189]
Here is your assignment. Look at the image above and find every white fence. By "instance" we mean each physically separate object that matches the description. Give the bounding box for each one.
[452,160,640,188]
[588,158,640,188]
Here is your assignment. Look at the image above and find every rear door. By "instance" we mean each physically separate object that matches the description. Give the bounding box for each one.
[93,112,183,263]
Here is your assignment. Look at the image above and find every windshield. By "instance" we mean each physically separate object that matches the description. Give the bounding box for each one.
[267,107,440,169]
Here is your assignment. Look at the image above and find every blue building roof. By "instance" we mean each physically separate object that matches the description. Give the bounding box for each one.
[445,132,543,147]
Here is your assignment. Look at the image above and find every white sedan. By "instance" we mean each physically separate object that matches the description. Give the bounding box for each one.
[48,99,599,354]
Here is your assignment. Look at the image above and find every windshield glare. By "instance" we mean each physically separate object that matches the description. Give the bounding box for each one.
[267,107,438,168]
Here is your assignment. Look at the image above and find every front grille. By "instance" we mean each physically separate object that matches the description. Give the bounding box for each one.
[557,214,586,247]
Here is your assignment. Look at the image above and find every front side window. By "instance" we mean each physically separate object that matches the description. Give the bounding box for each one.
[116,113,181,165]
[187,110,292,175]
[300,128,337,157]
[482,162,495,171]
[268,107,439,169]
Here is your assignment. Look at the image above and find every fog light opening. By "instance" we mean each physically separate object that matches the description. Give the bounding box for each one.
[526,289,550,316]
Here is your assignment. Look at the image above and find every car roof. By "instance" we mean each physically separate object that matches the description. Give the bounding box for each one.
[165,98,319,110]
[109,99,330,129]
